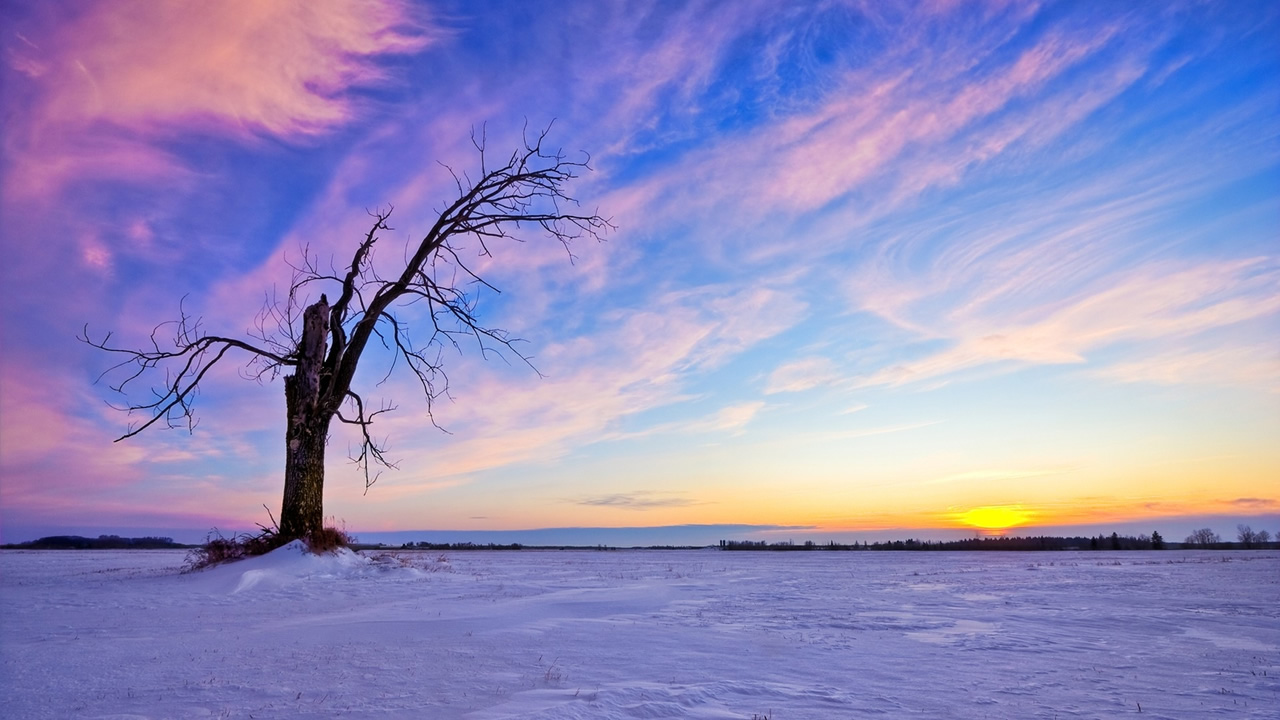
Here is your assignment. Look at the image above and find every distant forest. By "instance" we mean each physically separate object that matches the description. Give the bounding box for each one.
[2,535,190,550]
[4,530,1274,552]
[720,530,1271,552]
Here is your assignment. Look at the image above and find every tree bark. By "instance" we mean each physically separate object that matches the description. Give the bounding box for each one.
[279,296,331,539]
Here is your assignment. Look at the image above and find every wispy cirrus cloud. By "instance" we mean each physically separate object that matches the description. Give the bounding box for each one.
[0,0,440,394]
[2,0,432,203]
[604,401,768,443]
[569,2,1277,407]
[922,468,1072,487]
[611,6,1136,229]
[356,283,804,488]
[1094,344,1280,393]
[1229,498,1277,510]
[765,357,843,394]
[574,491,702,511]
[566,2,1276,409]
[0,359,278,531]
[854,258,1280,389]
[802,421,942,445]
[3,1,1275,539]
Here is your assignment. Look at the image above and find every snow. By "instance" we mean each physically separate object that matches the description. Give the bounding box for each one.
[2,547,1277,719]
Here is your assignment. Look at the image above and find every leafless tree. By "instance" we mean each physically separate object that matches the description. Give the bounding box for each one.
[1184,527,1221,548]
[1236,524,1259,549]
[83,127,611,540]
[1257,529,1272,548]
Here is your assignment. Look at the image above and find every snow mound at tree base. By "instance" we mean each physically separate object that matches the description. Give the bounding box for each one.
[189,539,382,593]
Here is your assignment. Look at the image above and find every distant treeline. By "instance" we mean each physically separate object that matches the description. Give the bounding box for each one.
[398,541,526,551]
[2,535,190,550]
[720,532,1184,552]
[395,542,693,551]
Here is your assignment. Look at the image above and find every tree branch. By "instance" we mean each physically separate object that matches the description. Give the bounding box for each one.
[85,124,610,497]
[80,306,291,441]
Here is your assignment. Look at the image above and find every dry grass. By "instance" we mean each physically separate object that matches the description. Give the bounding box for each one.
[184,520,354,571]
[303,526,354,554]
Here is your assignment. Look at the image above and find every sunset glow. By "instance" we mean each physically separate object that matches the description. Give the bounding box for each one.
[1,0,1277,545]
[957,506,1036,535]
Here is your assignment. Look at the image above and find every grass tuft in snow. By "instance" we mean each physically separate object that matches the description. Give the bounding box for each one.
[305,525,355,554]
[184,520,355,571]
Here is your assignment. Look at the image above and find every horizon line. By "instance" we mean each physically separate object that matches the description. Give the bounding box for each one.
[5,514,1277,547]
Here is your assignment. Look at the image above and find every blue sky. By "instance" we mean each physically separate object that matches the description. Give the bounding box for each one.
[1,0,1277,545]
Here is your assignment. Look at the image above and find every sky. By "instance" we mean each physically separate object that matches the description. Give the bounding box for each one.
[1,0,1277,546]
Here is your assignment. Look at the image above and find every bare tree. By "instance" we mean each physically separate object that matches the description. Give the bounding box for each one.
[1236,524,1258,549]
[1184,527,1221,548]
[1257,529,1272,549]
[83,127,611,540]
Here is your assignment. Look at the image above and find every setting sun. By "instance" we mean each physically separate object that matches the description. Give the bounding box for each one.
[957,506,1035,535]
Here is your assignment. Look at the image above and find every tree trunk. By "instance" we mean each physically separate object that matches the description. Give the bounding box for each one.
[279,296,331,539]
[279,407,328,538]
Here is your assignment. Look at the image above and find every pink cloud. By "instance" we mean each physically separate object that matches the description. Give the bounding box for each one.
[638,21,1124,221]
[1094,344,1280,392]
[0,350,289,531]
[3,0,431,203]
[765,357,843,394]
[604,401,769,442]
[0,361,146,519]
[856,258,1280,388]
[307,282,805,494]
[0,366,82,469]
[515,0,780,166]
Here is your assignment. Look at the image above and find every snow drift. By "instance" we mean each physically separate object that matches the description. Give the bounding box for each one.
[2,547,1277,718]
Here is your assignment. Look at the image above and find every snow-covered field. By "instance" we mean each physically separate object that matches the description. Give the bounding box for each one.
[2,545,1276,719]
